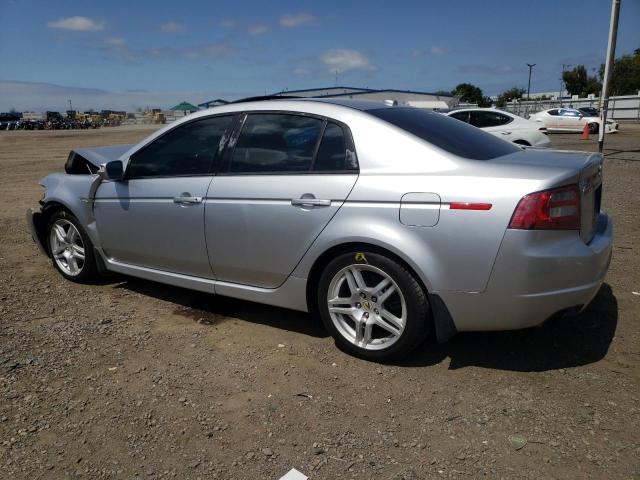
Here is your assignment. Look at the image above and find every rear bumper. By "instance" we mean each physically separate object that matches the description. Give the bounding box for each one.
[439,213,613,332]
[26,208,48,255]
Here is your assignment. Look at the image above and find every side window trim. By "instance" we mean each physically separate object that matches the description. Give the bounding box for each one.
[219,110,359,176]
[125,113,236,180]
[308,119,328,171]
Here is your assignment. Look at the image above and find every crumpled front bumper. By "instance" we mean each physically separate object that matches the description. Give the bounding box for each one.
[26,207,48,255]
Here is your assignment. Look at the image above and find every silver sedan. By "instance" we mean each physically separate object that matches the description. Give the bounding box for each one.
[27,98,612,360]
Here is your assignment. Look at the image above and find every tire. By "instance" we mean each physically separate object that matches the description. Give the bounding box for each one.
[47,210,98,283]
[588,123,599,134]
[317,250,430,361]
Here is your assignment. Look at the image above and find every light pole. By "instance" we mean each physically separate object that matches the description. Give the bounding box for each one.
[560,64,572,106]
[526,63,536,100]
[598,0,621,153]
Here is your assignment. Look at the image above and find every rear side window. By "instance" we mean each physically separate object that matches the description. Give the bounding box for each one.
[313,122,357,172]
[469,111,513,128]
[229,114,323,173]
[548,109,559,116]
[128,115,233,178]
[368,107,519,160]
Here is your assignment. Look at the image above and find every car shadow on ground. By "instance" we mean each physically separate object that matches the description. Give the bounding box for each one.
[112,277,329,339]
[394,283,618,372]
[112,276,617,372]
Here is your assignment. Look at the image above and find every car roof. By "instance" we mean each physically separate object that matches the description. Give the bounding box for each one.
[226,96,396,112]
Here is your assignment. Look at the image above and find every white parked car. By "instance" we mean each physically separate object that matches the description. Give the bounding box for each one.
[528,108,618,134]
[447,108,551,148]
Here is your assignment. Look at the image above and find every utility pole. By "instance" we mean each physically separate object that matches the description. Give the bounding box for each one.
[68,99,73,112]
[598,0,621,153]
[526,63,536,100]
[335,70,338,86]
[560,64,572,107]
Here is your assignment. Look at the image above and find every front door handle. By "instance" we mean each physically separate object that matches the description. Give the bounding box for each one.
[173,193,203,204]
[291,196,331,207]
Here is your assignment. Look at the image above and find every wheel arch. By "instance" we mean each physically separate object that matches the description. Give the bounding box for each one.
[36,201,75,256]
[304,241,457,342]
[305,242,429,314]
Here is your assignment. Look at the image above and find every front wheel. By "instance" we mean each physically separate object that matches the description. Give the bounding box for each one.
[47,210,98,283]
[588,122,599,134]
[317,251,430,361]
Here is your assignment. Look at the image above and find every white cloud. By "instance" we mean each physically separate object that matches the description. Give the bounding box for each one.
[47,16,104,31]
[430,46,449,55]
[160,21,185,33]
[279,13,314,28]
[320,49,375,73]
[247,24,269,36]
[106,37,125,46]
[412,46,450,57]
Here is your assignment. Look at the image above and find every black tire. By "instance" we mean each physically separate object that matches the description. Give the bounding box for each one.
[46,210,99,283]
[317,250,430,361]
[588,123,599,134]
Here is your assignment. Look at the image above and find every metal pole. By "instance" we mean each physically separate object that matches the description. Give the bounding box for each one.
[560,64,572,107]
[526,63,536,100]
[598,0,621,153]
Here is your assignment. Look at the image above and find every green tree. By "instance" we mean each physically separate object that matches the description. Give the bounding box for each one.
[563,65,601,97]
[496,87,525,107]
[452,83,485,105]
[600,48,640,96]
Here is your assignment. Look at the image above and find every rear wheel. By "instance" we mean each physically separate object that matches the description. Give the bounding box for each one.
[317,251,429,361]
[47,210,98,283]
[588,122,599,134]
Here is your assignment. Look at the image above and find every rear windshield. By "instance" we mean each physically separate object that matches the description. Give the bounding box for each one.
[367,107,519,160]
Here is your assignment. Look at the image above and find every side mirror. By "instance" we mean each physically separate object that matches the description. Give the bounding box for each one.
[103,160,124,181]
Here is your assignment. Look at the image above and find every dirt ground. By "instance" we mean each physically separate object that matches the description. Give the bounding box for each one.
[1,123,639,479]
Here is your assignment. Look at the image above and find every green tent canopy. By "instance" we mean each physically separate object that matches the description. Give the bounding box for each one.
[170,101,199,112]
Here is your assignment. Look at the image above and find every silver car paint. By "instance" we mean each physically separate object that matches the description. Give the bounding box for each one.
[29,99,613,334]
[94,177,215,278]
[205,174,358,288]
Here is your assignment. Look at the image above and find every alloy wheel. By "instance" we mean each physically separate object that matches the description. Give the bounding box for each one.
[326,264,406,350]
[49,219,85,276]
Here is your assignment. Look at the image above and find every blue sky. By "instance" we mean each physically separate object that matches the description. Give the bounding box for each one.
[0,0,638,111]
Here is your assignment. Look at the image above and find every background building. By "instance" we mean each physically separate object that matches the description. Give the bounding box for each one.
[273,86,458,109]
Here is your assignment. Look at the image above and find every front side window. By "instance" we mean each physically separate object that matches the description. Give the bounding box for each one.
[559,109,580,117]
[470,111,513,128]
[229,114,324,173]
[128,116,233,178]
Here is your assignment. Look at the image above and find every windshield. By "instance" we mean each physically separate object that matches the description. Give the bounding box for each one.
[367,107,519,160]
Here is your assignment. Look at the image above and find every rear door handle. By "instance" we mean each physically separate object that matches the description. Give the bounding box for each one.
[173,193,203,204]
[501,131,512,135]
[291,198,331,207]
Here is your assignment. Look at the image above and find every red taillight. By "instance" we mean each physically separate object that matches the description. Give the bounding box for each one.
[509,184,580,230]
